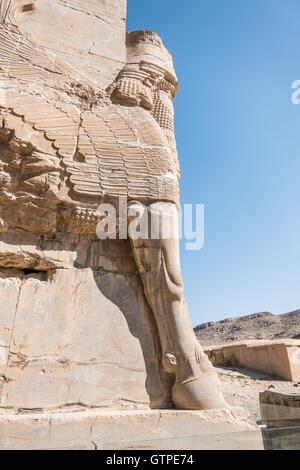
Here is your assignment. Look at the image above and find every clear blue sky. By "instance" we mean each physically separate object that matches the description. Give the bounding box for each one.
[127,0,300,326]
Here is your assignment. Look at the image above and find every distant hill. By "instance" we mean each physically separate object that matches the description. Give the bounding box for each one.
[194,310,300,346]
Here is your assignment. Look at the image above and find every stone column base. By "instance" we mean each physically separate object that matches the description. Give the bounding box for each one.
[0,408,263,450]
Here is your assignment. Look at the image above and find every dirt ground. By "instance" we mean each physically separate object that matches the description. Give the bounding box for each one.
[216,366,297,423]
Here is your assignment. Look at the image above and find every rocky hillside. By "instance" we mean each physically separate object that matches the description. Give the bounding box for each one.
[194,310,300,346]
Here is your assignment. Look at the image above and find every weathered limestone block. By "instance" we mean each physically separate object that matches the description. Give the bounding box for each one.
[260,386,300,428]
[6,0,127,87]
[206,340,300,381]
[0,409,263,450]
[0,270,22,377]
[260,386,300,450]
[0,236,170,411]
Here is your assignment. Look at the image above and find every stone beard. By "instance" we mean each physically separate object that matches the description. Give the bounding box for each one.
[0,0,227,411]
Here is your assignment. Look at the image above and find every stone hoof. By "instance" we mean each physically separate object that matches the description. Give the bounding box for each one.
[171,373,229,410]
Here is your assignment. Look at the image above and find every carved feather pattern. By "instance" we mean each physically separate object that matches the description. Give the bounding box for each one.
[0,23,179,205]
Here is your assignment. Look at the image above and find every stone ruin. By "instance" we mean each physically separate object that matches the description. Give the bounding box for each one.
[0,0,262,449]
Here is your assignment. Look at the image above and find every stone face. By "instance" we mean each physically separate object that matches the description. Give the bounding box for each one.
[206,340,300,382]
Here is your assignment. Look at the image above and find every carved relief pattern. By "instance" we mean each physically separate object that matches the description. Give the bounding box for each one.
[0,5,231,416]
[0,23,180,235]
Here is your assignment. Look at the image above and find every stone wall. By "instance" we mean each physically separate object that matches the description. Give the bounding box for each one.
[7,0,127,87]
[0,409,263,450]
[0,234,171,412]
[206,340,300,381]
[260,387,300,450]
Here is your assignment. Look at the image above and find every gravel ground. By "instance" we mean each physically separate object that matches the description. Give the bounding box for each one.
[216,366,297,423]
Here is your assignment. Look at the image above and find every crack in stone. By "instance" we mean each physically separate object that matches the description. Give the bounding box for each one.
[59,1,122,30]
[0,276,23,405]
[6,354,146,372]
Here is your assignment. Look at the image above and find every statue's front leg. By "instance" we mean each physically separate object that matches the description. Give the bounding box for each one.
[129,201,228,410]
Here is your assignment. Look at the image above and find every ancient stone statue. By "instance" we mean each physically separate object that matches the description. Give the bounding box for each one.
[0,0,227,411]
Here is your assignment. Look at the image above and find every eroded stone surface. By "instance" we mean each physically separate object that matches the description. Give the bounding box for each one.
[0,409,263,450]
[0,0,229,415]
[260,386,300,427]
[6,0,127,87]
[206,340,300,382]
[0,238,170,411]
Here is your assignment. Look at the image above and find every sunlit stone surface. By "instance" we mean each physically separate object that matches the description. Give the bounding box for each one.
[0,0,262,449]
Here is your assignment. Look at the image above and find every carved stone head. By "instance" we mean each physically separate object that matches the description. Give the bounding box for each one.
[110,31,178,148]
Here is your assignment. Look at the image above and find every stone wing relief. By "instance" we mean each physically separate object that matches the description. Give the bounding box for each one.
[0,23,180,234]
[65,105,179,203]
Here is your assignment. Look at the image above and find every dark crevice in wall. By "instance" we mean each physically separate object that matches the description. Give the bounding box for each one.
[0,266,55,281]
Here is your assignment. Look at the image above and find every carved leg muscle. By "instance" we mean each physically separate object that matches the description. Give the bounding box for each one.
[129,201,228,410]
